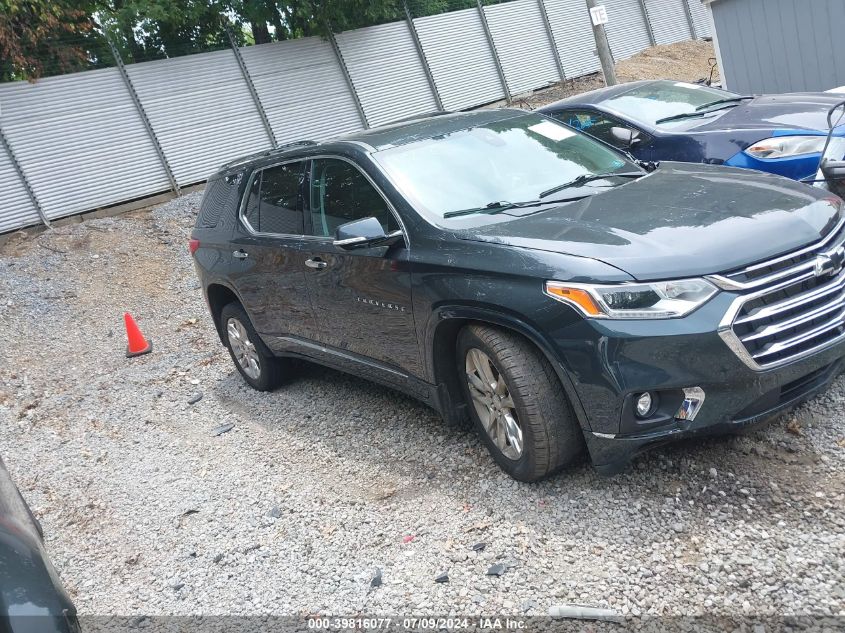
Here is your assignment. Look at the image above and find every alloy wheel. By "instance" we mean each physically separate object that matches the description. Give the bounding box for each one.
[227,317,261,380]
[465,347,523,460]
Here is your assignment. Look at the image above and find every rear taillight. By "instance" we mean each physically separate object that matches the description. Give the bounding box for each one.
[188,239,200,255]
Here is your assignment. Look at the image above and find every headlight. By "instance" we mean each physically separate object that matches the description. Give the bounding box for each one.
[745,136,827,159]
[545,278,717,319]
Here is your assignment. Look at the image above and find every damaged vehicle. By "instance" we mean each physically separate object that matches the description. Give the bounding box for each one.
[191,109,845,481]
[539,80,845,194]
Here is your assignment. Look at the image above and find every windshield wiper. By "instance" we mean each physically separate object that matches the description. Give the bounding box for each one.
[442,199,543,219]
[539,171,644,199]
[694,95,754,111]
[442,172,644,218]
[655,96,755,124]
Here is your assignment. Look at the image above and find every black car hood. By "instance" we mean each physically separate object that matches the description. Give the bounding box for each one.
[454,163,841,281]
[691,92,845,133]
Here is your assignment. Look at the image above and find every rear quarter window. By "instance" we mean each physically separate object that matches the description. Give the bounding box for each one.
[196,172,244,229]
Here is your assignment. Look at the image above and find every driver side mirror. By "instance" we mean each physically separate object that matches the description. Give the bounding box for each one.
[821,158,845,181]
[333,216,404,250]
[610,126,641,149]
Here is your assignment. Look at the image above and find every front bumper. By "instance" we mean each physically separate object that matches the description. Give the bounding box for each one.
[544,292,845,473]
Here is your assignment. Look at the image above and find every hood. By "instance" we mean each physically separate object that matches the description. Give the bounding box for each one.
[454,163,842,281]
[692,92,845,133]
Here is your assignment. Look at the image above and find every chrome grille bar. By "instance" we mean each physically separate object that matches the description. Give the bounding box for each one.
[735,272,845,325]
[752,309,845,361]
[718,217,845,370]
[741,293,845,344]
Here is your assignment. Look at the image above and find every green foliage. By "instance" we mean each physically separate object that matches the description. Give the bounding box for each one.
[0,0,97,82]
[1,0,520,81]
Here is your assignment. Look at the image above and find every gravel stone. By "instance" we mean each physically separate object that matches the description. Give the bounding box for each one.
[210,422,234,436]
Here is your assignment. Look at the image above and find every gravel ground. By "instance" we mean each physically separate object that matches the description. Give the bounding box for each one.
[2,193,844,620]
[1,40,843,620]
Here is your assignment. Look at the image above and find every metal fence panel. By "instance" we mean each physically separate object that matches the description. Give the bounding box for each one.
[0,146,39,232]
[543,0,602,78]
[240,37,365,144]
[336,22,438,128]
[686,0,711,38]
[645,0,693,44]
[126,49,269,187]
[0,4,704,234]
[485,0,560,95]
[413,7,506,111]
[710,0,844,94]
[0,67,172,221]
[604,0,652,60]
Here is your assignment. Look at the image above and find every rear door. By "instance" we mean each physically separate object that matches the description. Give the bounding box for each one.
[228,160,319,343]
[300,156,421,375]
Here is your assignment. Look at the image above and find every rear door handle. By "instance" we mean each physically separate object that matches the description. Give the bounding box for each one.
[233,250,248,259]
[305,258,328,269]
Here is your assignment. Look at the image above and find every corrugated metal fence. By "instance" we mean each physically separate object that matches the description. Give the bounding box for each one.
[0,0,710,234]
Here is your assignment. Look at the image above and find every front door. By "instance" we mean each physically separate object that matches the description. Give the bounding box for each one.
[301,157,421,376]
[228,160,319,344]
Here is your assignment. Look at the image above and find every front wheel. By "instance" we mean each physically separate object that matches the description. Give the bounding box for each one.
[220,302,284,391]
[457,324,584,482]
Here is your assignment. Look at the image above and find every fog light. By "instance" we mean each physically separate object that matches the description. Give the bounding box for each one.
[635,392,655,418]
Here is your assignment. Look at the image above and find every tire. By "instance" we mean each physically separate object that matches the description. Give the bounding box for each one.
[456,324,585,482]
[220,302,284,391]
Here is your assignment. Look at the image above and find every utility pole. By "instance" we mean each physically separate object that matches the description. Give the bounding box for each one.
[585,0,617,86]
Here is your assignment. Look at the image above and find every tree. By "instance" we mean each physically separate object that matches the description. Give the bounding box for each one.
[0,0,96,82]
[1,0,488,82]
[97,0,234,63]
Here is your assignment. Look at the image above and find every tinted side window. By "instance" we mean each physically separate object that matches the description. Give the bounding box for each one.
[550,109,629,148]
[309,158,396,238]
[242,162,304,234]
[258,162,304,234]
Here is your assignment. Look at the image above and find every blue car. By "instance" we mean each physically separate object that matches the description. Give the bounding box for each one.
[538,80,845,183]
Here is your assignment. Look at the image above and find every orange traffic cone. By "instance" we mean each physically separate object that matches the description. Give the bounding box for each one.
[124,312,152,358]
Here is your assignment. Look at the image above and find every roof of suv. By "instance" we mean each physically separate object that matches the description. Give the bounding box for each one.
[216,108,533,176]
[337,108,528,151]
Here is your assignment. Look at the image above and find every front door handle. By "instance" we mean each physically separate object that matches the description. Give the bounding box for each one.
[305,258,328,270]
[233,249,248,259]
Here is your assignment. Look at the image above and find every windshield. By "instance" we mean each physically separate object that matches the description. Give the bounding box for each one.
[603,81,741,127]
[372,114,637,225]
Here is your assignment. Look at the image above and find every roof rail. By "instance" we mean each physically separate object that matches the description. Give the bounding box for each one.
[387,110,453,126]
[220,140,317,170]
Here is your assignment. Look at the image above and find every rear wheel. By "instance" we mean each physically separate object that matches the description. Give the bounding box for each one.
[457,324,584,482]
[220,302,283,391]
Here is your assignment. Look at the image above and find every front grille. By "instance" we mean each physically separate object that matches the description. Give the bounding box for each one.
[716,218,845,369]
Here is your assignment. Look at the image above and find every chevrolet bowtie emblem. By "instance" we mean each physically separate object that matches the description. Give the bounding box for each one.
[814,245,845,278]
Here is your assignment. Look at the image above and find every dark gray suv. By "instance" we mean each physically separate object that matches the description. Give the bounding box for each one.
[191,109,845,481]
